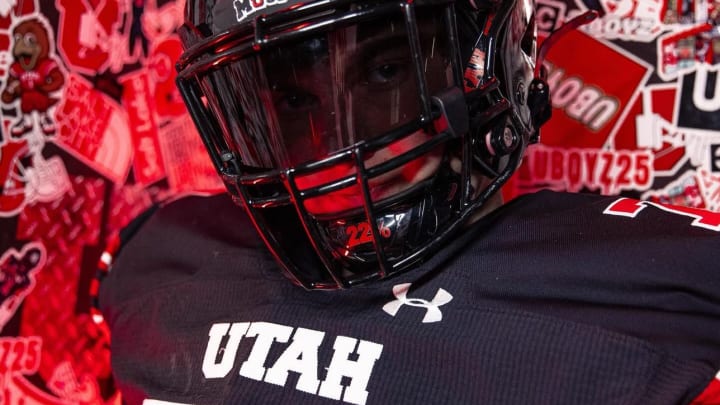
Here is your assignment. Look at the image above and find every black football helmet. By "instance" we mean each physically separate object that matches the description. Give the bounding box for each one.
[176,0,549,289]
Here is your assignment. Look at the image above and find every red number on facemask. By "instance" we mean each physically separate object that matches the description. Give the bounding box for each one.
[346,222,373,248]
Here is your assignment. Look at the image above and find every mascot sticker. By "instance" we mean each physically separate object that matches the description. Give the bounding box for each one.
[1,17,64,138]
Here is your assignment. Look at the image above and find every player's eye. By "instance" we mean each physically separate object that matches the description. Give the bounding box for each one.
[362,59,410,88]
[369,64,399,83]
[275,90,319,113]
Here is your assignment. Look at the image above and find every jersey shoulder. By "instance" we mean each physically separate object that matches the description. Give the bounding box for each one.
[98,194,271,319]
[504,189,720,237]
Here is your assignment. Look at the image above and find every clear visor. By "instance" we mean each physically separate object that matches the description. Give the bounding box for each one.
[198,9,454,169]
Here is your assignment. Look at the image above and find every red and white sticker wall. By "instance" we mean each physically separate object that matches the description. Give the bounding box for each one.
[508,0,720,208]
[0,0,717,403]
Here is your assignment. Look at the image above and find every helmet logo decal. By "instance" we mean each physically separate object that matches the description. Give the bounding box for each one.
[464,48,486,90]
[233,0,289,23]
[382,283,453,323]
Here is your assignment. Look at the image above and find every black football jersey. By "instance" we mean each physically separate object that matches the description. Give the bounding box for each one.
[99,190,720,405]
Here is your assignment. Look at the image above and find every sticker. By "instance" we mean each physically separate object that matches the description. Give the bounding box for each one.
[54,74,132,184]
[1,15,65,138]
[48,361,101,403]
[120,70,165,186]
[573,0,668,42]
[0,243,45,332]
[157,114,223,194]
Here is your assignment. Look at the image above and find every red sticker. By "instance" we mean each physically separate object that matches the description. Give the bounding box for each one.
[120,70,166,186]
[0,244,45,331]
[542,29,652,149]
[54,74,132,184]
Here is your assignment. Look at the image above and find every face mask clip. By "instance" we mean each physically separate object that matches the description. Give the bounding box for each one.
[431,86,470,138]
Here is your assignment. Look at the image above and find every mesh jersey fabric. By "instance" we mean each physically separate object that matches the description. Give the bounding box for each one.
[99,190,720,405]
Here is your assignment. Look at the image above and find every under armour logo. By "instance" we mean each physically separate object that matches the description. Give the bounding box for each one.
[382,283,453,323]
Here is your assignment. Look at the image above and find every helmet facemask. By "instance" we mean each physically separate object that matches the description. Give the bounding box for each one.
[177,0,538,289]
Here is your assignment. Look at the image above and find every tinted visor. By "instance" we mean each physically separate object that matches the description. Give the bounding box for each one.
[198,9,454,169]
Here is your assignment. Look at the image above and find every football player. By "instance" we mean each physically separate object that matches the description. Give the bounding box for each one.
[100,0,720,403]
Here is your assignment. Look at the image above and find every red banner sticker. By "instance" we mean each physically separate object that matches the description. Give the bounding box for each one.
[542,29,653,150]
[519,31,654,194]
[54,74,132,184]
[120,70,166,186]
[517,144,654,194]
[157,114,224,194]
